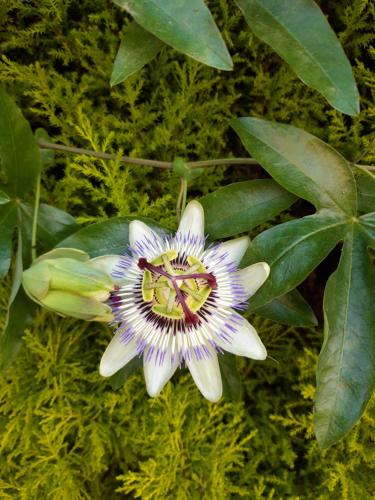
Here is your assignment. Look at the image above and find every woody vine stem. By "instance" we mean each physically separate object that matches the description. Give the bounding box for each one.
[27,139,375,274]
[37,139,375,172]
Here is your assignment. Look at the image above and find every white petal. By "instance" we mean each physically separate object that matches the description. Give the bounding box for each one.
[236,262,270,299]
[186,348,222,402]
[99,330,137,377]
[88,255,135,286]
[177,200,204,239]
[216,313,267,360]
[129,220,158,248]
[218,236,250,267]
[143,347,178,397]
[87,255,122,282]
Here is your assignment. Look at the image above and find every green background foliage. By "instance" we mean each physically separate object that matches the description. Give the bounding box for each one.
[0,0,374,497]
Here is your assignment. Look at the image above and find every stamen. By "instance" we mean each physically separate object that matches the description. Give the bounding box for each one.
[166,289,175,313]
[181,282,202,301]
[144,282,167,290]
[162,254,174,274]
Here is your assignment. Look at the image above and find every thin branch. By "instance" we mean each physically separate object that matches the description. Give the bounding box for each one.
[176,178,188,222]
[187,158,259,168]
[38,139,375,172]
[37,140,259,169]
[31,173,41,262]
[37,140,171,169]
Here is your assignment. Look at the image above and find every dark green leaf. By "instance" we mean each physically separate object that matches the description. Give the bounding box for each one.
[20,202,79,252]
[235,0,359,115]
[111,22,164,85]
[110,357,142,390]
[113,0,232,70]
[0,190,10,205]
[359,211,375,247]
[356,169,375,214]
[57,216,167,257]
[35,128,55,165]
[252,289,318,327]
[200,180,297,239]
[231,118,357,215]
[0,288,37,372]
[315,225,375,447]
[0,201,17,279]
[218,353,242,401]
[0,88,41,197]
[242,210,349,309]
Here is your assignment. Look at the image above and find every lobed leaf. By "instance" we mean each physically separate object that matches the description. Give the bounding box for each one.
[0,201,17,279]
[0,88,41,197]
[110,357,142,390]
[200,179,297,239]
[113,0,232,70]
[231,117,357,215]
[0,190,10,205]
[359,211,375,248]
[20,202,79,253]
[35,128,55,165]
[219,353,242,401]
[235,0,359,115]
[252,289,318,327]
[356,169,375,214]
[315,225,375,447]
[0,288,37,372]
[57,216,167,257]
[111,22,164,85]
[242,209,349,309]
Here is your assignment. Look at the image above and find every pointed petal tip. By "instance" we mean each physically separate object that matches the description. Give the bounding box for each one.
[260,262,270,278]
[220,236,250,267]
[146,386,161,398]
[185,199,203,211]
[253,344,267,361]
[128,219,146,233]
[99,360,116,378]
[187,351,222,403]
[177,200,205,238]
[205,391,222,403]
[143,349,178,398]
[129,219,155,248]
[144,370,168,398]
[182,200,204,225]
[237,261,271,299]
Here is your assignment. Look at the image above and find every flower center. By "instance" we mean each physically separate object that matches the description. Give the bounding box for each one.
[138,251,217,325]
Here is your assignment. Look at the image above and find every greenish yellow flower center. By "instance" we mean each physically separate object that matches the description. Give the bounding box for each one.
[139,251,216,324]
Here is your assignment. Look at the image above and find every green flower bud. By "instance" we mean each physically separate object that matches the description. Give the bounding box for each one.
[22,248,122,322]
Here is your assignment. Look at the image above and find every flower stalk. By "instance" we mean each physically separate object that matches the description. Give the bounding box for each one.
[31,173,41,262]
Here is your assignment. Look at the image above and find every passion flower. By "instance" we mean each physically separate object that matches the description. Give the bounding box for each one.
[100,201,270,402]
